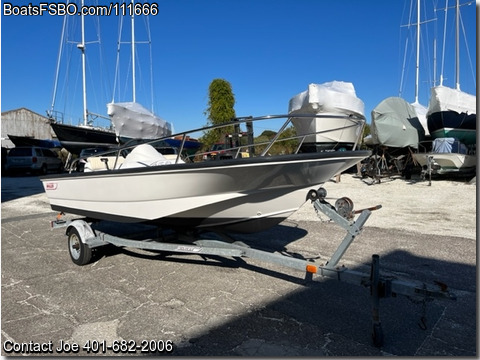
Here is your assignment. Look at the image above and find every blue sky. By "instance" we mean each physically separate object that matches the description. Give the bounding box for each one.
[1,0,477,134]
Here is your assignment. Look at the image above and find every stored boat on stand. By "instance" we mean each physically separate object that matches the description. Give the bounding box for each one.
[426,0,476,146]
[288,82,366,153]
[414,0,476,179]
[47,0,117,155]
[107,3,175,146]
[412,137,476,178]
[361,97,425,182]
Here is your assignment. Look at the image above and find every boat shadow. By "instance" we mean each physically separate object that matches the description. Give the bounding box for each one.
[87,222,475,355]
[96,223,310,285]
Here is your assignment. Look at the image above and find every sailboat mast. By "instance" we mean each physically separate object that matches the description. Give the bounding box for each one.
[439,0,448,86]
[455,0,460,90]
[131,0,136,102]
[414,0,420,103]
[78,0,88,126]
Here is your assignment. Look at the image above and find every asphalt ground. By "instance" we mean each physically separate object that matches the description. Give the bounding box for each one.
[1,174,476,357]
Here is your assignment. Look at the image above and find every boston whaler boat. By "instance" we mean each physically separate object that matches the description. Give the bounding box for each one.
[42,114,458,347]
[41,114,370,233]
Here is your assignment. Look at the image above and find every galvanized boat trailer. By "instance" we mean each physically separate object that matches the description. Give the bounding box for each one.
[51,187,455,347]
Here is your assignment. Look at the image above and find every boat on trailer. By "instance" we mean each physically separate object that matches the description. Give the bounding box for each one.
[41,114,369,233]
[48,172,456,348]
[42,114,457,347]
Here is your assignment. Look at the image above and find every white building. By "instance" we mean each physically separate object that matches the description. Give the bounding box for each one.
[1,108,56,148]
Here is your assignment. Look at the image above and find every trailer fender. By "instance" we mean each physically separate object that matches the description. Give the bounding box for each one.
[66,221,95,244]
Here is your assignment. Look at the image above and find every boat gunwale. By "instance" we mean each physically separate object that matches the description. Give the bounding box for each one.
[40,150,371,180]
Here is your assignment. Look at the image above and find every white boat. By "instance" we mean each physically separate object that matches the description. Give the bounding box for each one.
[426,86,476,144]
[288,82,366,152]
[107,102,173,143]
[412,137,476,175]
[40,115,370,233]
[426,0,476,145]
[108,2,173,144]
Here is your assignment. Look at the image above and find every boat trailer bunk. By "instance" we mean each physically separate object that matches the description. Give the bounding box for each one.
[50,187,455,347]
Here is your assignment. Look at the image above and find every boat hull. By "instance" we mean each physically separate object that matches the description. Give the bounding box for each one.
[412,152,476,174]
[41,151,369,233]
[291,114,364,151]
[427,111,476,145]
[288,82,366,151]
[50,123,118,155]
[426,86,476,145]
[8,134,62,149]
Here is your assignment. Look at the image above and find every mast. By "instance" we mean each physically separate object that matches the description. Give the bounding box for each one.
[131,0,136,102]
[77,0,88,126]
[433,38,437,86]
[439,0,448,86]
[414,0,420,103]
[455,0,460,90]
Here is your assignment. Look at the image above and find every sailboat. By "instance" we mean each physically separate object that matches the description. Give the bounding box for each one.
[48,0,118,155]
[107,0,175,145]
[407,0,432,136]
[413,0,476,175]
[368,0,432,149]
[426,0,476,145]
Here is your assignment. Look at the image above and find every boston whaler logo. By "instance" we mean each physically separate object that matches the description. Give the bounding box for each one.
[45,183,58,190]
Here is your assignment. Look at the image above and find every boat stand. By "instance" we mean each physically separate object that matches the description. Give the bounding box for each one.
[51,187,455,347]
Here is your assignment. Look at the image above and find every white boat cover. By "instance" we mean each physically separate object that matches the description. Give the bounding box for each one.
[411,101,429,136]
[107,102,173,141]
[427,86,476,116]
[121,143,180,169]
[288,81,364,116]
[432,137,468,154]
[370,97,425,149]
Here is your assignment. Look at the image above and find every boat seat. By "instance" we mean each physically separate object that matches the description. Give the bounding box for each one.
[84,156,125,172]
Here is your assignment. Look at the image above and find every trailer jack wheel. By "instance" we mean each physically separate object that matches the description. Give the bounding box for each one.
[67,227,92,266]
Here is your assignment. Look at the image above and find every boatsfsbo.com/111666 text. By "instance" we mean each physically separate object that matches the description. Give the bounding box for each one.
[3,2,159,17]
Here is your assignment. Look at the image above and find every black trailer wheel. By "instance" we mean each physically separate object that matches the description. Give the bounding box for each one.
[67,227,92,266]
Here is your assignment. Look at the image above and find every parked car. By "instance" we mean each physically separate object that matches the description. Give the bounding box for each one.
[5,146,63,175]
